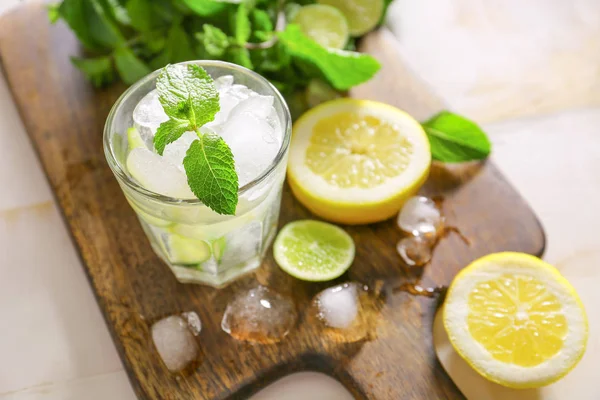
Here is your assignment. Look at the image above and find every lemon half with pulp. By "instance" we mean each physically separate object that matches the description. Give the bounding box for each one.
[288,99,430,225]
[443,252,588,388]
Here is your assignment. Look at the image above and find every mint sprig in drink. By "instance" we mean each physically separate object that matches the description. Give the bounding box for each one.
[104,61,291,287]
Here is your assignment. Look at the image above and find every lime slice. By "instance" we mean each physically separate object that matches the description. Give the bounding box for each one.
[318,0,384,36]
[292,4,349,49]
[273,220,355,281]
[168,234,212,265]
[127,127,146,150]
[127,199,173,228]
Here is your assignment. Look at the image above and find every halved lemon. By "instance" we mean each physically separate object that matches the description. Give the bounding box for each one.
[288,99,430,225]
[443,252,588,389]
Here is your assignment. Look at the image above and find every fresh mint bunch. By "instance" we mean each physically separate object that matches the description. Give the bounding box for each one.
[48,0,387,99]
[154,64,238,215]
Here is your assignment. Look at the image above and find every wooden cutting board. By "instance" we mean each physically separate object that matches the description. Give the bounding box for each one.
[0,3,545,399]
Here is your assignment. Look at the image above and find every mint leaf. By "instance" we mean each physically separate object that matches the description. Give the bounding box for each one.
[126,0,158,32]
[165,24,196,63]
[114,47,152,84]
[278,24,380,90]
[251,9,273,32]
[183,134,238,215]
[99,0,131,26]
[180,0,227,16]
[58,0,124,50]
[233,3,251,44]
[71,56,115,87]
[154,119,192,155]
[422,111,492,162]
[199,25,230,57]
[48,3,61,23]
[156,64,220,127]
[228,47,254,69]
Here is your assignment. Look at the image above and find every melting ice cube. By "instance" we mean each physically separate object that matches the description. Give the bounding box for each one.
[316,283,359,329]
[311,282,382,342]
[397,196,444,237]
[181,311,202,336]
[396,236,433,267]
[221,285,297,343]
[151,315,200,372]
[132,89,168,146]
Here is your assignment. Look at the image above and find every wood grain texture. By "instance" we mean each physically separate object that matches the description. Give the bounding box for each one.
[0,4,545,399]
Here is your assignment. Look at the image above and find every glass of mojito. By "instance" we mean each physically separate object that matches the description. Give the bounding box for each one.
[104,61,291,287]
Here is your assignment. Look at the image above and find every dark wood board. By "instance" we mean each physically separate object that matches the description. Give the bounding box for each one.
[0,3,545,399]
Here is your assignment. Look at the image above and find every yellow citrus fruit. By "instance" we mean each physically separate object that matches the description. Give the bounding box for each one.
[444,252,588,388]
[288,98,430,225]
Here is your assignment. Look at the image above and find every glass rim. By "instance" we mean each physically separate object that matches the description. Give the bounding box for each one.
[103,60,292,205]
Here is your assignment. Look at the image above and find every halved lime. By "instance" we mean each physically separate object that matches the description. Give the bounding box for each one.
[318,0,384,36]
[273,220,355,281]
[127,127,146,150]
[168,234,212,265]
[292,4,349,49]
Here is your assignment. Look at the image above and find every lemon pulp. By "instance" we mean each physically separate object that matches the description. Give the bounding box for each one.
[306,112,414,188]
[467,274,568,367]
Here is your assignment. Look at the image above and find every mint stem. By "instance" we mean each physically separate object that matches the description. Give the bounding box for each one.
[245,1,286,50]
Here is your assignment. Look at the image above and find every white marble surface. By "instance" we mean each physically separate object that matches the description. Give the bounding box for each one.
[1,0,599,398]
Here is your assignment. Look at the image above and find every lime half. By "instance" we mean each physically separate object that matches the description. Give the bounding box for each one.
[292,4,349,49]
[273,220,355,281]
[318,0,384,36]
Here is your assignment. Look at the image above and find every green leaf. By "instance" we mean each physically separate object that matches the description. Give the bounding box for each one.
[99,0,131,26]
[228,47,253,69]
[153,119,192,155]
[47,3,61,24]
[421,111,492,163]
[251,8,273,32]
[278,24,380,90]
[180,0,227,16]
[166,24,196,63]
[113,47,151,84]
[126,0,157,32]
[156,64,220,127]
[232,3,251,44]
[58,0,124,50]
[199,24,230,57]
[183,134,239,215]
[71,56,115,87]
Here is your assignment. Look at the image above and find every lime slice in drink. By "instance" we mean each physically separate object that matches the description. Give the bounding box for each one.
[168,234,212,265]
[292,4,349,49]
[273,220,355,281]
[318,0,384,36]
[127,127,146,150]
[127,199,173,228]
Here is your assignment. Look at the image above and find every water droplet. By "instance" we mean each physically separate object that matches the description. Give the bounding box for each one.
[396,236,433,266]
